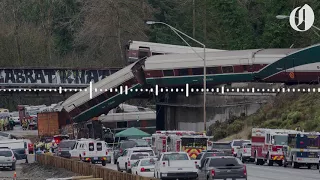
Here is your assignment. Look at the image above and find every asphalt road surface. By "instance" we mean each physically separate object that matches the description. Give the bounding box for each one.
[101,162,320,180]
[0,154,35,179]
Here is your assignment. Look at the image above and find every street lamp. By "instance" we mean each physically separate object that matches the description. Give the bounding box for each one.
[276,15,320,36]
[146,21,207,134]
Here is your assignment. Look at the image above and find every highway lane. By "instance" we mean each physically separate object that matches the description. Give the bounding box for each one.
[101,162,320,180]
[246,164,319,180]
[0,154,35,179]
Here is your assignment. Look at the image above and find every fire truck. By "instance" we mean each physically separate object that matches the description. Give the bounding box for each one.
[283,132,320,169]
[151,130,210,159]
[251,128,301,166]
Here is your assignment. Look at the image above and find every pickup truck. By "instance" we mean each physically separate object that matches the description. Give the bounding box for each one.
[154,152,198,180]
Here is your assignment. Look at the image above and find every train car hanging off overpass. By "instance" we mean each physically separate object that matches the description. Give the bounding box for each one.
[61,43,320,124]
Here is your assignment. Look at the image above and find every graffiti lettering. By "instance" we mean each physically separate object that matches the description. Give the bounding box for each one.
[0,68,119,85]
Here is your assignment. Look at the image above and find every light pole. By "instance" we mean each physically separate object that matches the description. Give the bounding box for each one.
[276,15,320,37]
[146,21,207,133]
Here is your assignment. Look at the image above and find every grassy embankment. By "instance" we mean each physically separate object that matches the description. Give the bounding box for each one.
[210,88,320,141]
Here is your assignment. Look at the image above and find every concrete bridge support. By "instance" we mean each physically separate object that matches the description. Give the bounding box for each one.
[157,91,276,132]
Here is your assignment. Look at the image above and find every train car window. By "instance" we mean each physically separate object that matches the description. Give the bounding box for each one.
[163,70,174,76]
[222,66,234,73]
[96,93,107,104]
[192,68,203,75]
[243,65,250,71]
[178,69,189,76]
[207,67,219,74]
[78,104,87,112]
[138,49,150,59]
[152,52,163,55]
[87,99,97,107]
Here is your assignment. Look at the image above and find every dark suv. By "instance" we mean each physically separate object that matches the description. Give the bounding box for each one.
[113,139,149,164]
[57,140,76,158]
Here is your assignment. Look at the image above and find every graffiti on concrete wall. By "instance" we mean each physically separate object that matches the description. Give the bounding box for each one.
[0,68,121,85]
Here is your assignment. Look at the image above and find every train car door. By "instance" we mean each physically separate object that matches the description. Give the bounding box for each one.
[239,58,253,80]
[284,58,296,84]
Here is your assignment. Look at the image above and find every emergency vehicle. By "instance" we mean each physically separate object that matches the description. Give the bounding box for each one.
[283,132,320,169]
[251,128,301,166]
[151,130,210,159]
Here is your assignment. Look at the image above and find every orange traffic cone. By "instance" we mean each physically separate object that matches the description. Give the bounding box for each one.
[13,171,16,180]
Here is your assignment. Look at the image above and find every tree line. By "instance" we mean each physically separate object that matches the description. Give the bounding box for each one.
[0,0,319,68]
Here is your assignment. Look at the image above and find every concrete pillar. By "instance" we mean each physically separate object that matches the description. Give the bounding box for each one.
[156,93,165,130]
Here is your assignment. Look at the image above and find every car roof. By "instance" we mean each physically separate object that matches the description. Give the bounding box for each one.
[162,152,188,155]
[0,147,12,151]
[129,147,152,150]
[208,156,237,159]
[232,139,250,142]
[212,141,231,144]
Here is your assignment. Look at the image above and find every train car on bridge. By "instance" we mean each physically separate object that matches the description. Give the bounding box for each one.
[143,48,299,86]
[61,59,146,122]
[125,40,224,63]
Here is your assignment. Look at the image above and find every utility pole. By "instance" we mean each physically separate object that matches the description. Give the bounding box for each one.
[203,0,207,43]
[192,0,195,38]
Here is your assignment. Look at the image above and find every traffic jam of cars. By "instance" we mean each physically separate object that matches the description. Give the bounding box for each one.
[54,129,320,180]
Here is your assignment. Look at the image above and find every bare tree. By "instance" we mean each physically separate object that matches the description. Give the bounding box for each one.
[74,0,153,67]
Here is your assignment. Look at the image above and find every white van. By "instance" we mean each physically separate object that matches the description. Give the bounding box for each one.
[70,139,111,166]
[0,140,28,163]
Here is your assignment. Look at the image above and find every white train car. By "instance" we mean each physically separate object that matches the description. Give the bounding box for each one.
[126,40,224,63]
[61,59,146,122]
[143,48,298,86]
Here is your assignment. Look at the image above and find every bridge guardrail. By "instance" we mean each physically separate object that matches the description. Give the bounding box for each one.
[36,154,158,180]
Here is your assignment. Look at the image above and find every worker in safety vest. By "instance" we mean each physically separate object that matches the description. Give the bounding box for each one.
[0,118,4,131]
[45,142,52,153]
[3,118,8,131]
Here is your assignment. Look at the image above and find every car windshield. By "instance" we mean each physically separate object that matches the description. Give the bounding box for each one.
[243,144,251,148]
[59,141,76,149]
[141,159,155,166]
[133,150,154,156]
[0,150,12,157]
[196,153,203,160]
[274,135,288,145]
[203,152,224,159]
[212,143,231,149]
[133,139,149,146]
[209,158,241,167]
[130,153,149,160]
[120,141,137,149]
[11,112,19,117]
[233,141,250,146]
[163,153,189,161]
[28,111,37,116]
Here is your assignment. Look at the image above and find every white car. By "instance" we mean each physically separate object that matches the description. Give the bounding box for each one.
[131,158,156,177]
[231,139,251,157]
[154,152,198,180]
[0,147,17,170]
[117,147,155,173]
[9,112,20,125]
[238,142,253,163]
[126,152,150,173]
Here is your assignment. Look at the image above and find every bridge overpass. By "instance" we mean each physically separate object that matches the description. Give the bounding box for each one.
[58,43,320,128]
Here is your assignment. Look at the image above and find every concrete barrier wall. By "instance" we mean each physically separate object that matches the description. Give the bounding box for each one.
[36,154,158,180]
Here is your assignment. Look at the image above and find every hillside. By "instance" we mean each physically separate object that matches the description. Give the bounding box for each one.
[0,0,319,67]
[209,85,320,141]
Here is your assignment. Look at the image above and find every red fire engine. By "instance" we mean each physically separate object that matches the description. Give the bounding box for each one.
[251,128,301,166]
[151,130,211,159]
